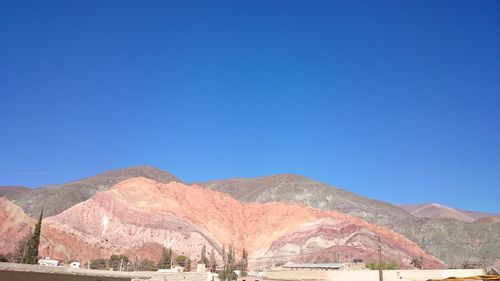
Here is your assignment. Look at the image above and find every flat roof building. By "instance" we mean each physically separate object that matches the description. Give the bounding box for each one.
[282,263,344,270]
[37,257,59,267]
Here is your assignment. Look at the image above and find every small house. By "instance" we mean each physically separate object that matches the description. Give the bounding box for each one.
[38,257,59,267]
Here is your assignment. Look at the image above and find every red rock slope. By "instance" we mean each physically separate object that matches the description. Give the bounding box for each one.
[0,198,34,254]
[3,178,445,269]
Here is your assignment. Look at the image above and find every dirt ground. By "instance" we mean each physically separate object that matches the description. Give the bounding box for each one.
[0,270,132,281]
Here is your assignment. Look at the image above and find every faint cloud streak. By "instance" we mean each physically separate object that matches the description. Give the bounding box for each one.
[17,171,49,175]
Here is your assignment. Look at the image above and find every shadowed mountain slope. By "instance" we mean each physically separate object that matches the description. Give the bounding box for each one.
[201,174,500,268]
[5,166,180,218]
[388,217,500,268]
[0,186,30,198]
[201,174,412,225]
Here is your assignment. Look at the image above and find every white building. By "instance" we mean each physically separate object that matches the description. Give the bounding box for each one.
[282,262,345,270]
[157,265,184,273]
[70,261,80,268]
[38,257,59,267]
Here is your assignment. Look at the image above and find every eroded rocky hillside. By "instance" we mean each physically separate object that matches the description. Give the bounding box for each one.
[202,174,500,268]
[1,178,445,269]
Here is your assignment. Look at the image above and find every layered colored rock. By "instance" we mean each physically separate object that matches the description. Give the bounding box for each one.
[0,198,34,254]
[29,177,445,269]
[201,174,500,268]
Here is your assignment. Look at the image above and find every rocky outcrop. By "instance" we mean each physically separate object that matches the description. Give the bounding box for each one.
[34,177,445,269]
[0,198,34,254]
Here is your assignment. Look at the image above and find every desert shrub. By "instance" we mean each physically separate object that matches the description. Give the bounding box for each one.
[0,254,9,262]
[410,257,422,269]
[175,255,189,267]
[366,260,398,270]
[135,259,157,271]
[108,254,129,271]
[89,258,107,269]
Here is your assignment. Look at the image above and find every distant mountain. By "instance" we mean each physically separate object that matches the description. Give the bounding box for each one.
[201,175,500,268]
[399,203,499,223]
[457,208,500,222]
[0,186,30,198]
[387,217,500,268]
[2,167,498,268]
[0,178,445,269]
[474,216,500,224]
[2,166,180,218]
[201,174,413,225]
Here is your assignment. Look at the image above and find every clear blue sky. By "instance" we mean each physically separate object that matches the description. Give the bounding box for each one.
[1,1,499,212]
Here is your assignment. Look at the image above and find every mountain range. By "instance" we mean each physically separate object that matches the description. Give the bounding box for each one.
[398,203,498,223]
[4,166,179,218]
[1,166,498,269]
[201,174,500,268]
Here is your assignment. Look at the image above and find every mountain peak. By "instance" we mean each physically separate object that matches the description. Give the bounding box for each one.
[258,173,313,182]
[6,165,180,218]
[74,165,181,185]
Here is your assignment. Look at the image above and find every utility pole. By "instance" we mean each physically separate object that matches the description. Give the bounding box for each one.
[378,236,383,281]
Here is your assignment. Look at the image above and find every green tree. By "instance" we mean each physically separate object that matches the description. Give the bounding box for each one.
[219,245,237,281]
[367,261,380,270]
[185,257,191,272]
[158,247,172,269]
[135,259,157,271]
[89,258,108,269]
[22,209,43,264]
[0,254,9,262]
[388,260,398,270]
[240,248,248,277]
[108,254,129,271]
[366,260,398,270]
[209,248,217,270]
[176,255,189,267]
[200,245,209,266]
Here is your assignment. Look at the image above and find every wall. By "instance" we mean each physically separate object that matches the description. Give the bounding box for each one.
[264,268,331,280]
[263,268,486,281]
[150,272,207,281]
[327,269,485,281]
